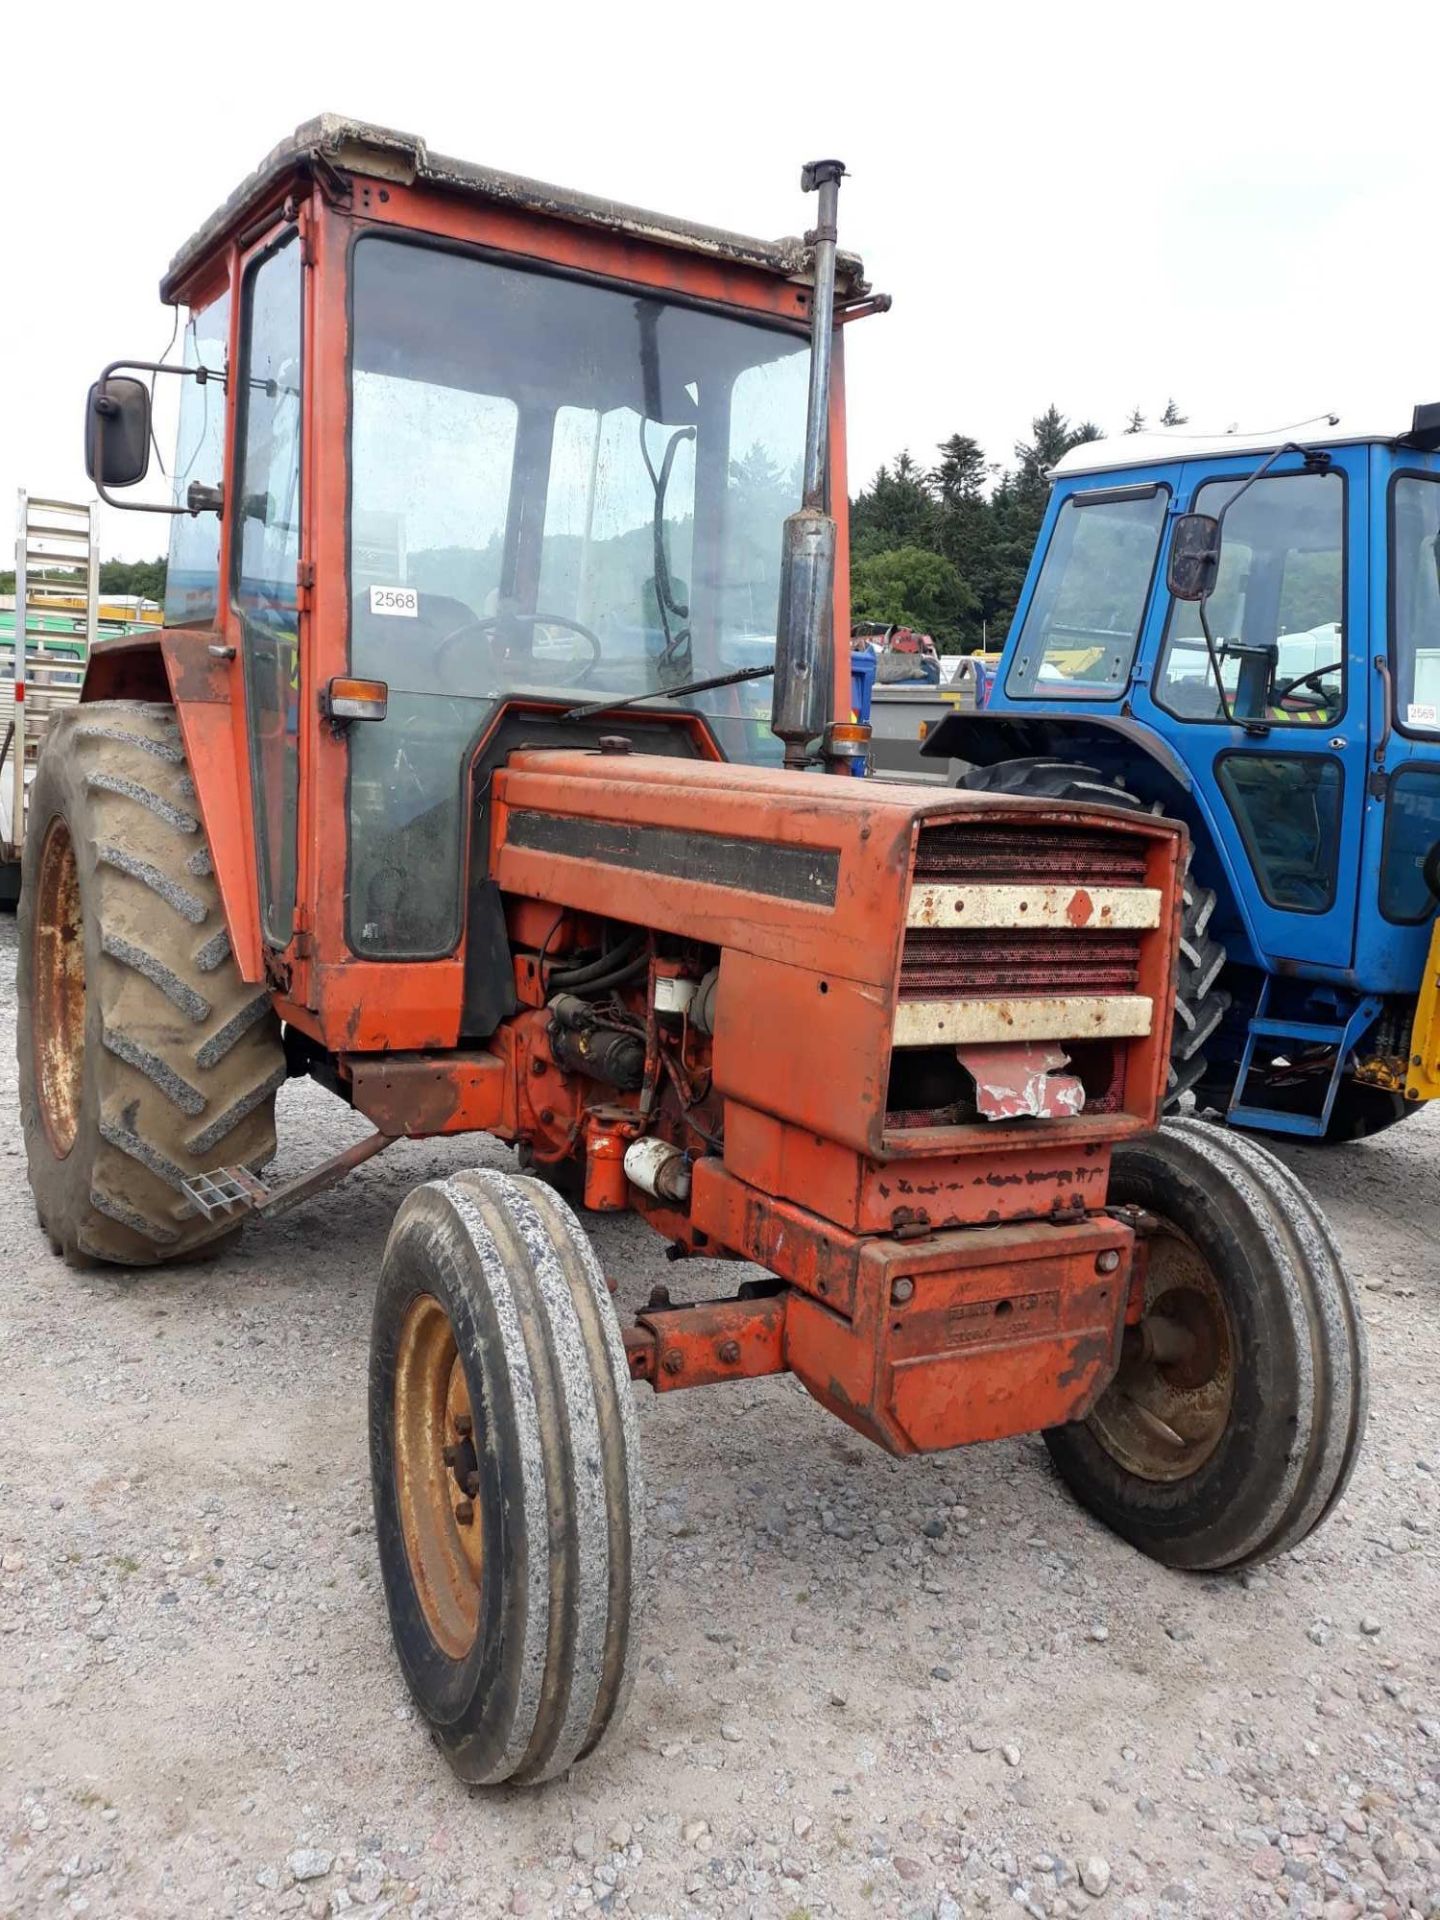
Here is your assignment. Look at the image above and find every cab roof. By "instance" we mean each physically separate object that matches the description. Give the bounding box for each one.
[161,113,868,306]
[1051,417,1405,480]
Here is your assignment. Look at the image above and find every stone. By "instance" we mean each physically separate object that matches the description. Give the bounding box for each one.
[1360,1616,1382,1636]
[288,1850,334,1883]
[1080,1856,1111,1897]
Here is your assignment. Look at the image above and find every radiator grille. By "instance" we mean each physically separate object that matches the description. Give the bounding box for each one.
[900,927,1142,999]
[905,821,1146,1001]
[912,822,1147,888]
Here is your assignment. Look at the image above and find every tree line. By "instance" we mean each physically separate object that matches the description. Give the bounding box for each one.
[851,400,1187,652]
[0,558,168,600]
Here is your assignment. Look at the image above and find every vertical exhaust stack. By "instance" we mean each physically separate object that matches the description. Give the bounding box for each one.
[771,159,845,770]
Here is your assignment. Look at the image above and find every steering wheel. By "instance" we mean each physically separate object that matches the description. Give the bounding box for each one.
[434,610,604,693]
[1272,660,1343,713]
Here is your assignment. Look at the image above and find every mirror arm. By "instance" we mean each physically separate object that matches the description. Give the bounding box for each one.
[91,358,226,516]
[1212,440,1321,544]
[1196,599,1267,737]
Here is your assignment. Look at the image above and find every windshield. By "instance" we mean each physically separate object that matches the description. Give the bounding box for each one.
[1156,469,1345,725]
[1004,487,1169,700]
[347,234,811,957]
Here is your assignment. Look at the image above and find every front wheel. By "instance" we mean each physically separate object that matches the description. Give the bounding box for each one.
[1046,1119,1365,1570]
[369,1169,643,1784]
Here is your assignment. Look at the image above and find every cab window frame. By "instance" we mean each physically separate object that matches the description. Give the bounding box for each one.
[1387,467,1440,743]
[340,224,814,962]
[1003,481,1171,704]
[1154,465,1349,728]
[1215,747,1345,916]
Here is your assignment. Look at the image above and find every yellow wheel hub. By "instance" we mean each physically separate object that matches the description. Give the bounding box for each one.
[393,1294,483,1660]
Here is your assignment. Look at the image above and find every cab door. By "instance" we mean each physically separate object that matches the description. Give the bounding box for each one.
[232,228,305,953]
[1362,452,1440,991]
[1130,449,1367,974]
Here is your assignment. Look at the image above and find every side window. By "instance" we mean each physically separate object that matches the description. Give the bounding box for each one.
[1380,765,1440,922]
[233,234,303,947]
[1217,753,1343,913]
[1390,474,1440,733]
[164,291,230,627]
[1005,487,1168,700]
[1157,470,1344,725]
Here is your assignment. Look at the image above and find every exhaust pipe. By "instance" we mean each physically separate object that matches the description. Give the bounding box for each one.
[771,159,845,770]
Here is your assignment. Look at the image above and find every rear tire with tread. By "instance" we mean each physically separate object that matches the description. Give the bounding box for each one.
[17,700,284,1266]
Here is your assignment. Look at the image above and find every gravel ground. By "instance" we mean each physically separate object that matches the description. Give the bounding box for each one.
[1,905,1438,1920]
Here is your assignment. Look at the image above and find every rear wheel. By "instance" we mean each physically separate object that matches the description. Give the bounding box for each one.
[17,701,285,1265]
[370,1169,642,1784]
[954,758,1228,1108]
[1046,1119,1366,1570]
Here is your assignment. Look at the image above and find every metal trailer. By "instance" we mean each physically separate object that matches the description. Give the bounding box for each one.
[867,659,985,782]
[1,495,98,902]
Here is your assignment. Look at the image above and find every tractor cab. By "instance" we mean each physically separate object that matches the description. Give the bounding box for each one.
[82,116,871,1043]
[923,416,1440,1138]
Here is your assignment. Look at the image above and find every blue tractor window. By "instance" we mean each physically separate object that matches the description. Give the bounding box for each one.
[1391,474,1440,734]
[1157,470,1345,726]
[1217,752,1343,913]
[1005,485,1168,701]
[1380,764,1440,922]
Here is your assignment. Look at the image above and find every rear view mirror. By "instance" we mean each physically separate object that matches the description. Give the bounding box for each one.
[85,376,152,489]
[1167,512,1221,602]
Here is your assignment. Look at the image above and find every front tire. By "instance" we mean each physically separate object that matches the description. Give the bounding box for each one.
[1046,1119,1366,1570]
[370,1169,643,1784]
[17,701,285,1265]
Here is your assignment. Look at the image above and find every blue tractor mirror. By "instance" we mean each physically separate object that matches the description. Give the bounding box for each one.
[1167,513,1222,602]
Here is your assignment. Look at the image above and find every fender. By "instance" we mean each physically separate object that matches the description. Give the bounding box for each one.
[82,629,266,988]
[920,709,1194,791]
[81,632,170,705]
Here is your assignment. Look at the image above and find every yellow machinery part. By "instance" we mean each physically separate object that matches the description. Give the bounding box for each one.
[1404,914,1440,1103]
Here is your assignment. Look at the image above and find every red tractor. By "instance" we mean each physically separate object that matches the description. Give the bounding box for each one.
[19,118,1363,1783]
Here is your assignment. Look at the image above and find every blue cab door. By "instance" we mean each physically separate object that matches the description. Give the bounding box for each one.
[1128,448,1368,976]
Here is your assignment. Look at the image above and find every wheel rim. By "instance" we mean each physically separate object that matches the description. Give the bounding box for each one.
[1086,1222,1235,1483]
[33,817,86,1159]
[393,1294,483,1660]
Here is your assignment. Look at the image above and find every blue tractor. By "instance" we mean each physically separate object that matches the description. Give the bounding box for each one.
[917,413,1440,1141]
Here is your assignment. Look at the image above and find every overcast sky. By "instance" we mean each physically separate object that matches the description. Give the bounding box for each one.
[3,0,1437,563]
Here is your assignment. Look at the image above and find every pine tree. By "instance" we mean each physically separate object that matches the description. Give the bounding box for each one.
[1125,408,1146,435]
[1160,398,1189,427]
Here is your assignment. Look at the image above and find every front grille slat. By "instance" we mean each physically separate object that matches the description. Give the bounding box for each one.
[913,823,1146,887]
[905,820,1147,1004]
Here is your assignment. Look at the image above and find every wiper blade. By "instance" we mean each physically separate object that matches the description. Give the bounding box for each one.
[560,662,774,724]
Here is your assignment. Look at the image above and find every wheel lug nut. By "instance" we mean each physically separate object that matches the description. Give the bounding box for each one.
[454,1500,474,1525]
[442,1444,460,1467]
[454,1413,473,1437]
[465,1470,480,1496]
